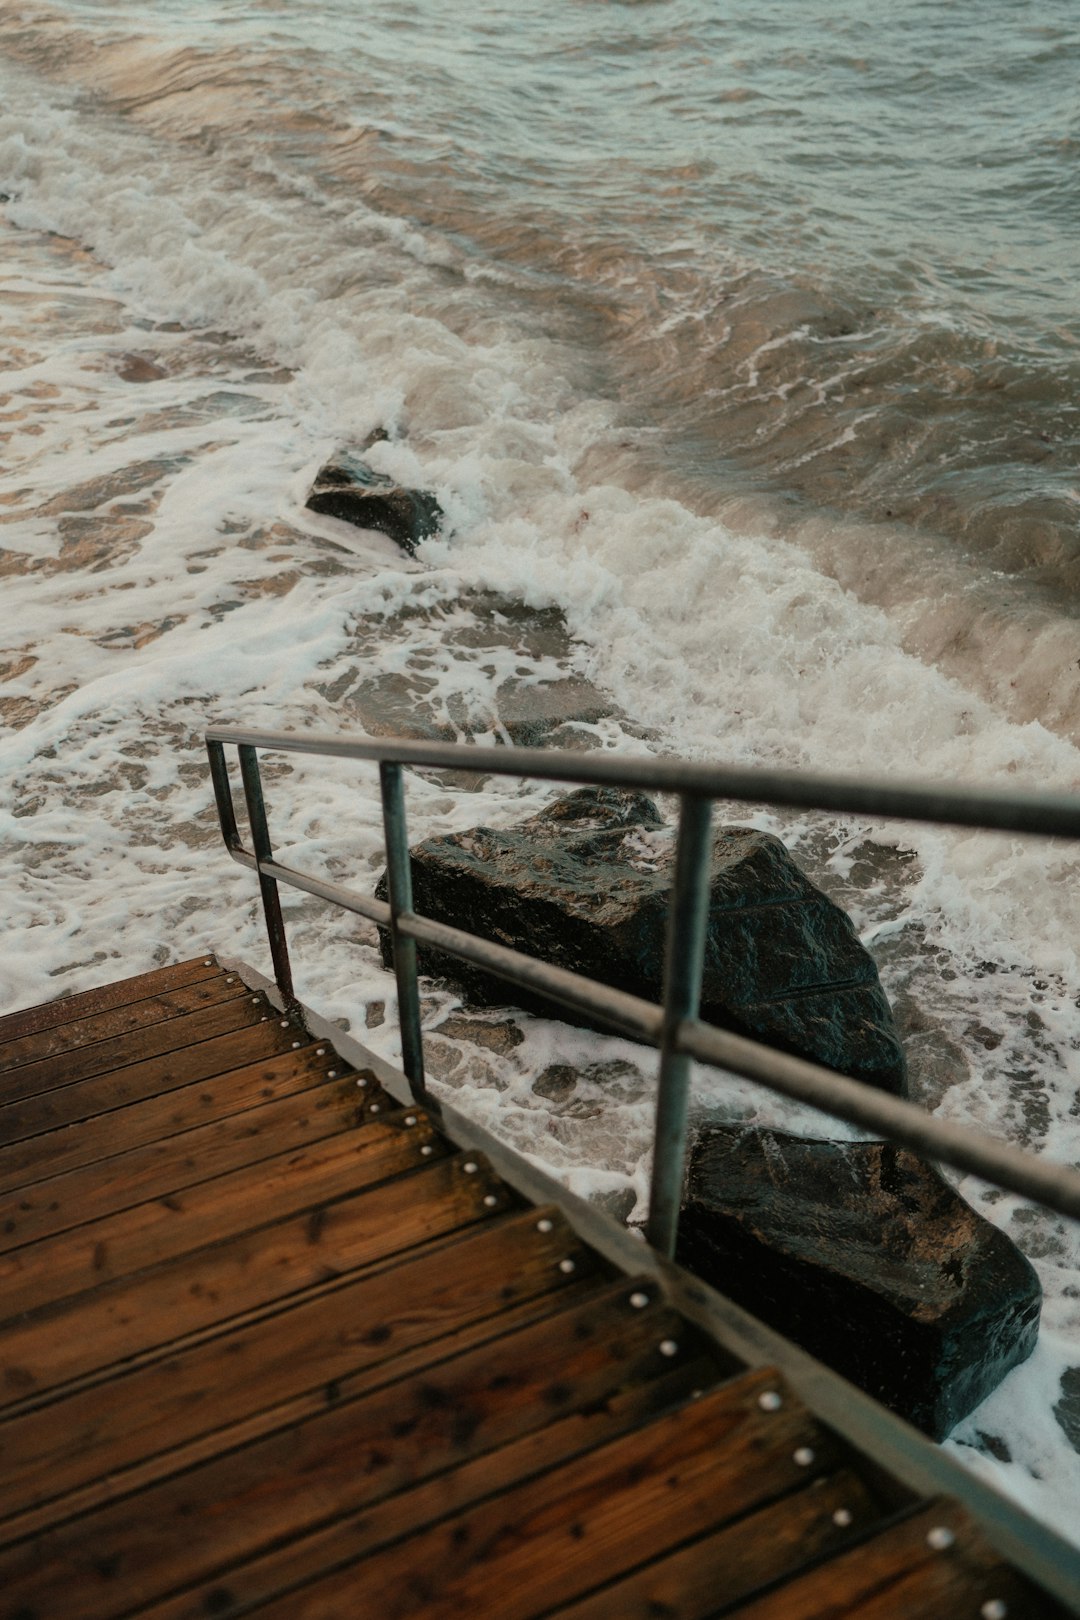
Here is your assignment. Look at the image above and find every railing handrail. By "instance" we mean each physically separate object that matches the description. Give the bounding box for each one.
[205,724,1080,1253]
[206,724,1080,838]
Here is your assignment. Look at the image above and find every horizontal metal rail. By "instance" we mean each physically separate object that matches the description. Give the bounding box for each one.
[207,724,1080,839]
[206,725,1080,1250]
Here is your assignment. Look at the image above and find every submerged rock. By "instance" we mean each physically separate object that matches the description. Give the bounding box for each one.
[378,785,907,1094]
[677,1127,1042,1438]
[315,590,628,757]
[305,448,442,554]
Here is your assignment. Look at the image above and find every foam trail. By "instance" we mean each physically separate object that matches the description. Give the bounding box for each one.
[2,15,1080,1545]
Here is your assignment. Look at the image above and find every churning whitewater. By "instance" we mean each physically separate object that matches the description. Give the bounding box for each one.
[1,0,1079,1539]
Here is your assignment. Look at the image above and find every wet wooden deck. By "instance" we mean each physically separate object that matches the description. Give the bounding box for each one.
[0,956,1065,1618]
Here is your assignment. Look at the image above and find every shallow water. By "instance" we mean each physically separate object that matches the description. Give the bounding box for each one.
[2,1,1080,1541]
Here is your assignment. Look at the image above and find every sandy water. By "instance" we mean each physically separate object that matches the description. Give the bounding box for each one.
[2,1,1080,1540]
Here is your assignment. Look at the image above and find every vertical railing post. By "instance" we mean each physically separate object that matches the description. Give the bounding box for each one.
[646,791,714,1257]
[238,744,296,1005]
[379,761,427,1107]
[206,739,243,854]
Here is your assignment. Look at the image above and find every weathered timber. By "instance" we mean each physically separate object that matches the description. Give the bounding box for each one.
[0,1211,601,1533]
[0,956,221,1045]
[141,1361,714,1620]
[0,1111,444,1319]
[7,1364,717,1620]
[0,1073,373,1252]
[4,1193,555,1430]
[0,995,272,1108]
[0,959,1068,1620]
[0,1282,711,1598]
[547,1469,882,1619]
[0,1049,376,1195]
[243,1369,840,1620]
[3,1267,604,1552]
[0,1017,300,1149]
[0,1154,509,1407]
[731,1500,1047,1620]
[0,973,251,1085]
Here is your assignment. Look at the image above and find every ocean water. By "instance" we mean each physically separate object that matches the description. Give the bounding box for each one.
[2,0,1080,1540]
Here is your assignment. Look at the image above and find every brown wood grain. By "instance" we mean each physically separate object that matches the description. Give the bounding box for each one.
[0,997,273,1110]
[0,1110,444,1320]
[3,1275,603,1552]
[0,1192,544,1432]
[0,1152,508,1407]
[0,1209,598,1536]
[0,957,220,1045]
[0,1048,373,1195]
[0,1014,297,1148]
[247,1368,838,1620]
[0,1073,373,1252]
[0,1306,717,1620]
[0,975,254,1090]
[0,966,1054,1620]
[547,1469,881,1619]
[728,1500,1053,1620]
[139,1359,718,1620]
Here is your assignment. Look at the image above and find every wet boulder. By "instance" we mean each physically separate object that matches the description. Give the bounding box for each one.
[677,1127,1042,1438]
[306,448,442,554]
[377,786,907,1094]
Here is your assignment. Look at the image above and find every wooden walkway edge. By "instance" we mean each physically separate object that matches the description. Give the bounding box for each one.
[0,955,1072,1619]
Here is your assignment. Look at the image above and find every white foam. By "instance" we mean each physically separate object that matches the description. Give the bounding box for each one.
[946,1329,1080,1548]
[2,37,1080,1540]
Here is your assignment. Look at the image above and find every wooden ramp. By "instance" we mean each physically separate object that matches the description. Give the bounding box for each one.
[0,956,1065,1619]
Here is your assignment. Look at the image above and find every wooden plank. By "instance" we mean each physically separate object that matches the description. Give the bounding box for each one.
[0,957,220,1045]
[0,1048,374,1195]
[0,973,251,1083]
[0,1210,600,1536]
[0,1011,295,1148]
[245,1369,841,1620]
[729,1500,1052,1620]
[0,980,263,1100]
[3,1274,605,1551]
[0,1317,714,1620]
[3,1276,603,1551]
[0,1272,676,1537]
[0,1073,374,1252]
[0,1109,444,1320]
[139,1359,718,1620]
[0,1159,495,1425]
[546,1469,881,1619]
[0,1152,511,1407]
[0,1168,491,1423]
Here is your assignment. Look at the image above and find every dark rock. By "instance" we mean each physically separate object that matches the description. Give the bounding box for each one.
[1053,1365,1080,1456]
[305,448,442,554]
[677,1127,1042,1437]
[488,675,612,748]
[116,354,168,383]
[377,786,907,1094]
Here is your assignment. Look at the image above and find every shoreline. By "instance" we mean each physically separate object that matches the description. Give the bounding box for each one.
[2,206,1080,1540]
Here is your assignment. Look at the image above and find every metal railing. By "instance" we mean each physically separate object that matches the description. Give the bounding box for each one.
[206,725,1080,1255]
